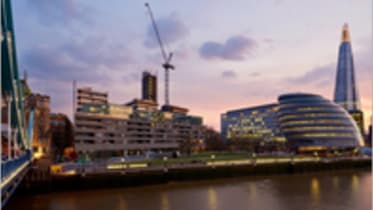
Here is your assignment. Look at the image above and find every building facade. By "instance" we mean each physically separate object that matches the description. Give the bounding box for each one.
[221,104,286,151]
[76,87,108,113]
[126,98,158,112]
[50,113,74,160]
[24,93,51,158]
[74,87,205,158]
[333,24,365,136]
[278,93,364,152]
[221,93,365,152]
[142,71,157,102]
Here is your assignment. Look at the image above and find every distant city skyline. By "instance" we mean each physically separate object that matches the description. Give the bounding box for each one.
[12,0,372,130]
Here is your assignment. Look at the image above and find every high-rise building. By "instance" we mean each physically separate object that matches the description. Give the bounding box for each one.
[142,71,157,103]
[333,24,365,135]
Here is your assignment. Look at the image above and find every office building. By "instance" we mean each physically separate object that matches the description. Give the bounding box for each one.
[333,24,365,135]
[278,93,364,152]
[74,87,205,158]
[221,104,286,151]
[76,87,108,114]
[142,71,157,102]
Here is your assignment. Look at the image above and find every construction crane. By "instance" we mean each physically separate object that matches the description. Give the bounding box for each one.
[145,2,174,106]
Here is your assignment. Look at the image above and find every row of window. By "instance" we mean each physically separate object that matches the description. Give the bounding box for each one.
[282,126,352,132]
[278,113,345,121]
[290,132,354,138]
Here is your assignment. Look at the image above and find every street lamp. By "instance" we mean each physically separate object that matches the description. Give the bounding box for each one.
[121,157,126,174]
[252,153,256,166]
[210,154,215,168]
[163,156,168,172]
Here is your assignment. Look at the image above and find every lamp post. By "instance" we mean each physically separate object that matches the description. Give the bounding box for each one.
[163,156,168,172]
[210,154,215,168]
[122,148,127,174]
[290,152,295,165]
[121,157,126,175]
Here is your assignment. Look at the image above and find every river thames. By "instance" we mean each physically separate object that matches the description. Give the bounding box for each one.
[5,170,371,210]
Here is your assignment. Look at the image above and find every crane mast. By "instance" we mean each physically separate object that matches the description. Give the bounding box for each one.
[145,2,174,106]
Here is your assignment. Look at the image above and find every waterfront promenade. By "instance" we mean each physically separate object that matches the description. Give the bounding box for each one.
[51,154,371,176]
[19,154,371,194]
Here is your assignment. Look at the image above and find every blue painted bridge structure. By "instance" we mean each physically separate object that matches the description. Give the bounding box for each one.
[1,0,34,207]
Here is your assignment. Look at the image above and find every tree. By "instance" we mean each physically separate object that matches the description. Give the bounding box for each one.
[204,127,226,151]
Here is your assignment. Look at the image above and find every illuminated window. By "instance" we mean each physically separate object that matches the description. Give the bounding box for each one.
[283,126,351,132]
[292,132,353,138]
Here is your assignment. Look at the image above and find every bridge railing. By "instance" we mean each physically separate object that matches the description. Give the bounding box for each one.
[1,150,31,181]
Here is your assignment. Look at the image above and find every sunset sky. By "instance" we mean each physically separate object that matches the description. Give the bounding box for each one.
[12,0,372,131]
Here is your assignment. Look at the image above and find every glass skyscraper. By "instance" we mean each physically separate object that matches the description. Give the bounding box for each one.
[333,24,365,135]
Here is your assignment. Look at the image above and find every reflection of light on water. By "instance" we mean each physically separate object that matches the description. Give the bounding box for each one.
[351,175,359,193]
[310,178,320,203]
[249,182,257,201]
[118,196,128,210]
[332,176,339,190]
[208,187,217,210]
[161,192,169,210]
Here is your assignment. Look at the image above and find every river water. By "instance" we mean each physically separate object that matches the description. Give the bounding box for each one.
[5,170,371,210]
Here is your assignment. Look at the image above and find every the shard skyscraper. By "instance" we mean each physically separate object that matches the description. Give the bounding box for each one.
[333,24,365,136]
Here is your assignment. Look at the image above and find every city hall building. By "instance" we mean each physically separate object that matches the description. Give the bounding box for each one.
[278,93,364,152]
[221,93,364,152]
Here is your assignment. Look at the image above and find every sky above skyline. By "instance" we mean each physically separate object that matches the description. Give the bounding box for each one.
[12,0,372,131]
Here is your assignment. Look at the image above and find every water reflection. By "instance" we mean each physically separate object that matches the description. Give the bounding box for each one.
[248,182,257,201]
[49,195,78,210]
[208,187,217,210]
[4,171,371,210]
[332,176,339,191]
[161,192,169,210]
[310,177,320,204]
[351,174,359,194]
[118,195,127,210]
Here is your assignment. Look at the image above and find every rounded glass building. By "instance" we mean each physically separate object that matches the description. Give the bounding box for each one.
[277,93,364,152]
